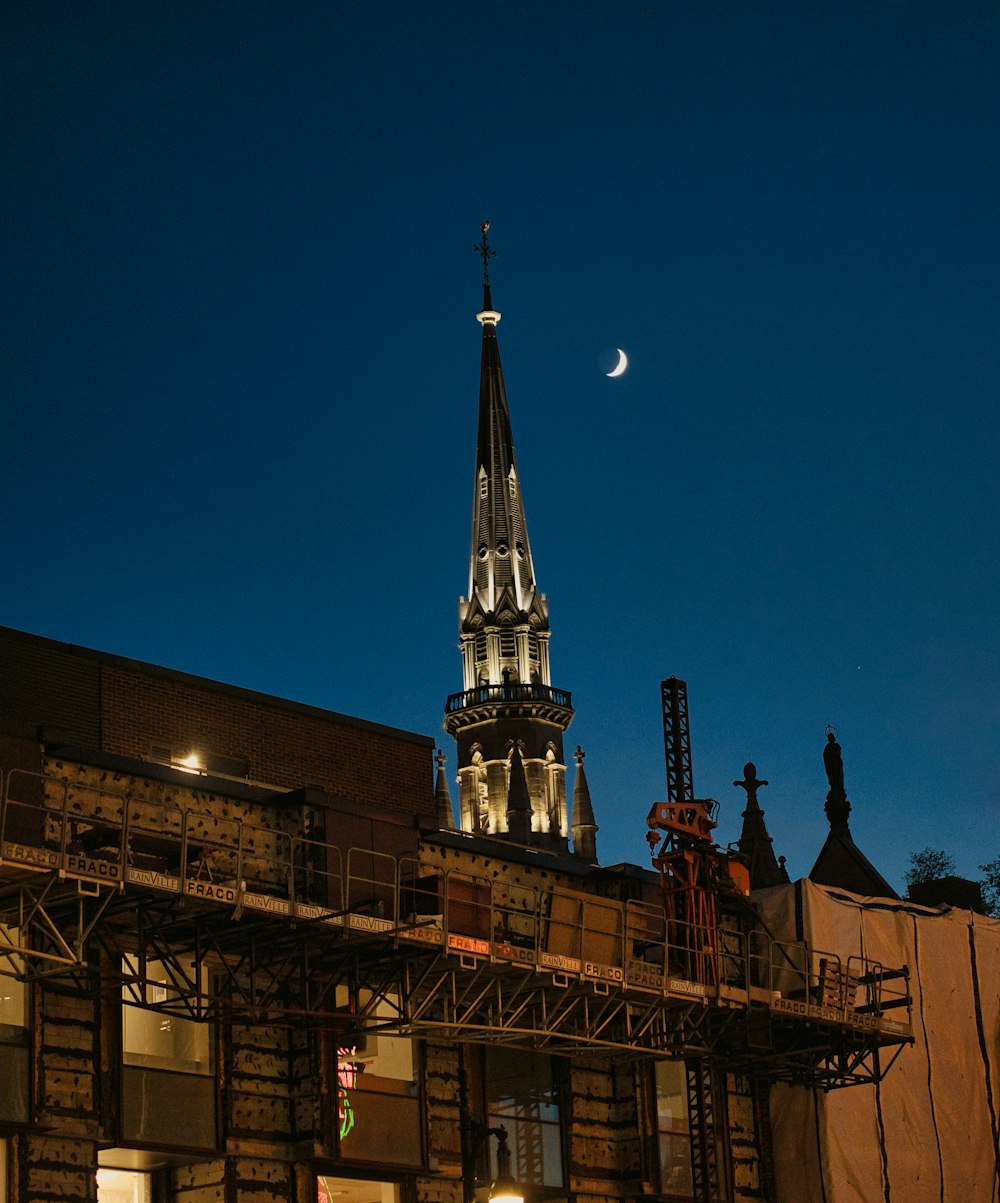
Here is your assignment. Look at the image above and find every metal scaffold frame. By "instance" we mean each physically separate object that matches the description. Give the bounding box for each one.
[0,766,912,1086]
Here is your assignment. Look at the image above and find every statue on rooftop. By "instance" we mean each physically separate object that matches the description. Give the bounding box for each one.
[823,728,851,832]
[823,731,845,795]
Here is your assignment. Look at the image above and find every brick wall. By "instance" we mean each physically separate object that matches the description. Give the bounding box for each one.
[567,1059,642,1193]
[100,665,433,817]
[0,627,435,820]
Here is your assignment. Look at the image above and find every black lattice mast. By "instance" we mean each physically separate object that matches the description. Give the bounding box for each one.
[661,676,694,805]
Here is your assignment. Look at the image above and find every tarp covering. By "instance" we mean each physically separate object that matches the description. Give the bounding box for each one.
[758,879,1000,1203]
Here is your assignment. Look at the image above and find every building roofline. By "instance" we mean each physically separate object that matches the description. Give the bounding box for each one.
[44,743,425,824]
[424,827,596,875]
[809,827,899,900]
[0,624,434,749]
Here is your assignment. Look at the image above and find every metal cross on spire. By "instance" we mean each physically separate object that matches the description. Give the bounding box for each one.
[474,220,496,286]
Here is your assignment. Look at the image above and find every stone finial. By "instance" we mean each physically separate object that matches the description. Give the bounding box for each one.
[434,749,456,830]
[733,761,768,813]
[506,742,532,843]
[734,760,784,889]
[570,745,598,862]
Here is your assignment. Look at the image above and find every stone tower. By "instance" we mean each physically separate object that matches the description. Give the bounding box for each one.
[444,225,587,856]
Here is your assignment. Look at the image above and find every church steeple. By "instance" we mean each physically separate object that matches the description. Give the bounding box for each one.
[444,225,591,858]
[460,222,548,687]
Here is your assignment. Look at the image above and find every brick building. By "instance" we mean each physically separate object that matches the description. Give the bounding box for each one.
[0,624,914,1203]
[0,235,915,1202]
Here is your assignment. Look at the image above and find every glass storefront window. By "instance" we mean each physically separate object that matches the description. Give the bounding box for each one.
[485,1047,564,1188]
[121,956,211,1074]
[96,1168,151,1203]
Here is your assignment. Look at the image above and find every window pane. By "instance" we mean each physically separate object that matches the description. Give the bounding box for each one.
[486,1048,563,1188]
[660,1133,694,1197]
[122,957,210,1074]
[0,1043,29,1123]
[0,929,29,1125]
[335,992,420,1166]
[120,1067,217,1151]
[337,1090,422,1166]
[494,1116,563,1188]
[0,926,27,1030]
[318,1177,399,1203]
[655,1061,693,1196]
[96,1169,151,1203]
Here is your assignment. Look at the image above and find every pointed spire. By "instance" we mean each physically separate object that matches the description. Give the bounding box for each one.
[467,223,538,618]
[446,227,576,857]
[506,742,532,842]
[434,749,456,830]
[733,761,786,889]
[570,747,598,862]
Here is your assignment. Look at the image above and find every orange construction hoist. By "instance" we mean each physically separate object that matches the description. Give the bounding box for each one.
[646,678,750,985]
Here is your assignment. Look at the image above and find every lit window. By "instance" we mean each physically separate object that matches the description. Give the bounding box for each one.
[318,1177,399,1203]
[122,956,211,1074]
[0,928,29,1124]
[96,1169,151,1203]
[654,1061,729,1200]
[0,926,26,1030]
[656,1061,693,1196]
[334,991,420,1167]
[485,1048,563,1188]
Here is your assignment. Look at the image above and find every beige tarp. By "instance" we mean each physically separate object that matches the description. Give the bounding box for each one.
[757,879,1000,1203]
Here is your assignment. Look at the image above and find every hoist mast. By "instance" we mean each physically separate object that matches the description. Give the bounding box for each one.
[647,678,749,984]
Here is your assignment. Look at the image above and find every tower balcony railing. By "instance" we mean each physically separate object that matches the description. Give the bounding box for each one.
[445,683,573,714]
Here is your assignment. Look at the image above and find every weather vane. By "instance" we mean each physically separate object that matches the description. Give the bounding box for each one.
[474,220,496,286]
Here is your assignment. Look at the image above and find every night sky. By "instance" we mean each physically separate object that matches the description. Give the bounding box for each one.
[4,2,998,892]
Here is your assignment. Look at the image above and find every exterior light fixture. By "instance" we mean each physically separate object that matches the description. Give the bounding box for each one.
[485,1126,523,1203]
[174,751,205,774]
[458,1047,525,1203]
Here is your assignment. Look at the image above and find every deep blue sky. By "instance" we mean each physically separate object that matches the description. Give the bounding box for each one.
[3,2,998,892]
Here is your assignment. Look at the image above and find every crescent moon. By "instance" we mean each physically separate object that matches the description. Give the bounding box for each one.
[606,348,628,378]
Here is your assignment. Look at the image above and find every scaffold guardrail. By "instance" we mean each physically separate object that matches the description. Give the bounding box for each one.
[0,766,912,1069]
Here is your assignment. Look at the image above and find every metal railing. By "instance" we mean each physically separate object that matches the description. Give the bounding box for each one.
[0,765,911,1028]
[445,683,573,713]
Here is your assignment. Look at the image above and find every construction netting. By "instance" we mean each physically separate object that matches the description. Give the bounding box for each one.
[756,878,1000,1203]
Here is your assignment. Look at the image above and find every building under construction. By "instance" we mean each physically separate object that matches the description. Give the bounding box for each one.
[0,625,915,1203]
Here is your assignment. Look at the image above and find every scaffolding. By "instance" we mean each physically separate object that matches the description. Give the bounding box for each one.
[0,765,912,1087]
